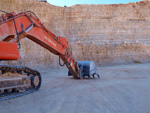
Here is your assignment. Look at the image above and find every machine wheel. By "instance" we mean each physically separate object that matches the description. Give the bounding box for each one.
[31,73,41,90]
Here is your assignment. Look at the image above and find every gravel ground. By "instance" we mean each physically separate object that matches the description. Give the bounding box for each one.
[0,63,150,113]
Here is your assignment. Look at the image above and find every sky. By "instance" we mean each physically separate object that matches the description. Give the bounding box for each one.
[47,0,141,7]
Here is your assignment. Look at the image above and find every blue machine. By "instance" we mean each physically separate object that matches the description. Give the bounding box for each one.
[68,61,100,78]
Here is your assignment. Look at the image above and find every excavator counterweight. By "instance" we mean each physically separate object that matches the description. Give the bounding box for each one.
[0,10,99,101]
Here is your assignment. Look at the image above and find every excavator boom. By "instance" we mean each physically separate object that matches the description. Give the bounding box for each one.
[0,11,79,78]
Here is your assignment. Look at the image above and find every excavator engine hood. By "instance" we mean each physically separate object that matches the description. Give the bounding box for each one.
[68,61,100,78]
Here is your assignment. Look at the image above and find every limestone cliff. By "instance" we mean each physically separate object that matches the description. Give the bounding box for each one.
[1,0,150,68]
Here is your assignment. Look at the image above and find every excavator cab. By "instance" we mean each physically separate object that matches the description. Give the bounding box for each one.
[0,41,19,60]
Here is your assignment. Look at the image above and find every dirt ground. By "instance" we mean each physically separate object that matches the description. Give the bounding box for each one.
[0,63,150,113]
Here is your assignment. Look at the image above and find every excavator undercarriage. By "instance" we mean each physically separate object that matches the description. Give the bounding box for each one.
[0,65,41,101]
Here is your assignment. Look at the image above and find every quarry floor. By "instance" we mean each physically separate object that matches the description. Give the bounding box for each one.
[0,63,150,113]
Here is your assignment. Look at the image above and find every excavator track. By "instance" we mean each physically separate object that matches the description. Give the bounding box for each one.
[0,65,42,101]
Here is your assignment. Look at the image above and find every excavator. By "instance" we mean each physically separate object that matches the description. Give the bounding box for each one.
[0,10,99,101]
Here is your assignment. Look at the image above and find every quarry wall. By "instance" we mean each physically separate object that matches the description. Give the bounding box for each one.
[1,0,150,68]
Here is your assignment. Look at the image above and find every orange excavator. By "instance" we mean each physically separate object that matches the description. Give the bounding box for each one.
[0,10,99,101]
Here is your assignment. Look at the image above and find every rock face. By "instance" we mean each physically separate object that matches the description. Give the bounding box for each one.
[1,0,150,68]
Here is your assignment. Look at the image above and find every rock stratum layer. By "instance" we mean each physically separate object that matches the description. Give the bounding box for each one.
[1,0,150,68]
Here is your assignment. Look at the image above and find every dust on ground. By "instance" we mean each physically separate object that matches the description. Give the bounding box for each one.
[0,63,150,113]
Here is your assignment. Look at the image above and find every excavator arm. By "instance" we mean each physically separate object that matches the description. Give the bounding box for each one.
[0,11,79,79]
